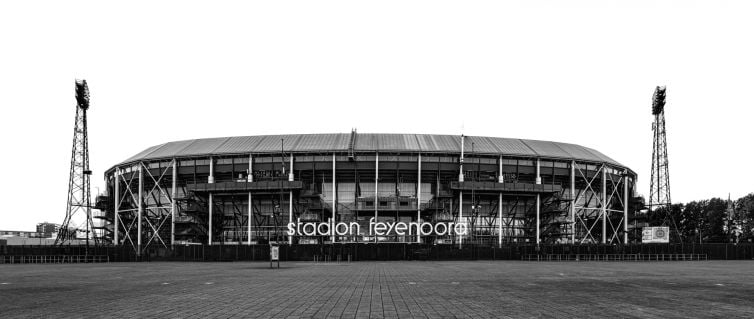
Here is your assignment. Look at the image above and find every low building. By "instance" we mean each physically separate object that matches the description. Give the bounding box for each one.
[36,222,59,238]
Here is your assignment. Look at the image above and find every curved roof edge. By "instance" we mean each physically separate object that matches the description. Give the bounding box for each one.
[115,133,628,170]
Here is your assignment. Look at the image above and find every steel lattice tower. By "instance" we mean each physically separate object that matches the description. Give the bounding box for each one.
[56,79,97,246]
[648,86,680,240]
[649,86,670,210]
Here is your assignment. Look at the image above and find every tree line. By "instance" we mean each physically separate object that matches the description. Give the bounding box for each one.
[644,193,754,243]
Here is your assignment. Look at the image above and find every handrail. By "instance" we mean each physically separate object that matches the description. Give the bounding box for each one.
[521,253,708,261]
[0,255,110,264]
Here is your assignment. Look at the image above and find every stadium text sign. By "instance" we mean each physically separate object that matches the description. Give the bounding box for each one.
[287,218,467,236]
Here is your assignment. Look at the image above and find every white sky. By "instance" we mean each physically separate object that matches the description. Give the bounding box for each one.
[1,1,752,231]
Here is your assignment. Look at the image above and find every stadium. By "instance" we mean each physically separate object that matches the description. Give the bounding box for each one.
[99,132,636,256]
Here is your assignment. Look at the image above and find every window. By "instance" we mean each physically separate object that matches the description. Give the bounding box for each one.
[479,158,496,164]
[440,157,457,163]
[518,160,534,166]
[398,155,417,162]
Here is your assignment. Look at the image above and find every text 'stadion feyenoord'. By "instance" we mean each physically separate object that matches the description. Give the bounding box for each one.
[287,218,468,237]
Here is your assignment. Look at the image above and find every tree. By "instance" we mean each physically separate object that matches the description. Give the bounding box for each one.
[735,193,754,242]
[704,198,728,242]
[680,201,704,243]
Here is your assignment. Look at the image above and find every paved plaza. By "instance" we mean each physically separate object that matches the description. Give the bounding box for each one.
[1,260,753,318]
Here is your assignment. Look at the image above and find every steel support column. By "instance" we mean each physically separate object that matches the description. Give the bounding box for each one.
[498,155,503,248]
[288,191,293,245]
[137,164,143,255]
[602,165,607,244]
[247,192,252,245]
[535,158,542,245]
[247,154,253,245]
[171,160,176,246]
[289,154,294,245]
[114,168,119,245]
[417,154,421,243]
[536,194,540,245]
[458,135,464,247]
[331,153,336,243]
[208,193,213,246]
[374,153,378,243]
[498,192,503,248]
[459,191,463,248]
[570,160,575,244]
[624,171,629,244]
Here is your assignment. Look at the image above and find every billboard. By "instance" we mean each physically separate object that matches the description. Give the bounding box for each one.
[642,226,670,243]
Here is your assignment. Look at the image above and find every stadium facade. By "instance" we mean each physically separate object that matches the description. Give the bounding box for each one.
[100,133,636,254]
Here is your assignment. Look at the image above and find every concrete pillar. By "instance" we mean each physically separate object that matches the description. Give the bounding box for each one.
[114,168,119,245]
[137,164,143,255]
[498,155,504,183]
[247,154,253,182]
[208,157,214,183]
[208,193,213,246]
[288,155,294,182]
[171,160,177,246]
[459,135,465,182]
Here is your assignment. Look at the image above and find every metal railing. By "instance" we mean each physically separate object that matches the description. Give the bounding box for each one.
[0,255,110,264]
[313,254,351,264]
[521,253,708,261]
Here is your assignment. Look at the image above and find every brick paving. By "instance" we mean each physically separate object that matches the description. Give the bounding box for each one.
[1,261,754,318]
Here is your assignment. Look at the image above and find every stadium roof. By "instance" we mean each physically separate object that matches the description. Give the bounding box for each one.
[117,133,625,168]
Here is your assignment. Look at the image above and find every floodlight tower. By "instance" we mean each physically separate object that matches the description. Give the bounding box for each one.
[649,86,670,210]
[56,79,97,247]
[648,86,679,239]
